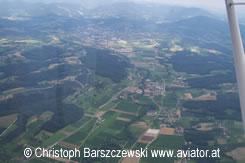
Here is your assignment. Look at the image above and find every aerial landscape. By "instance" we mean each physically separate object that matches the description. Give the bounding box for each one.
[0,0,245,162]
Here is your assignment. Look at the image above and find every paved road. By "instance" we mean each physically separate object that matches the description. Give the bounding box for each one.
[99,87,130,109]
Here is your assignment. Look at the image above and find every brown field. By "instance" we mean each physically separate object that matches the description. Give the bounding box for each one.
[217,138,227,145]
[111,109,137,116]
[27,116,38,126]
[190,47,200,53]
[0,94,13,101]
[48,63,60,70]
[176,110,181,118]
[96,111,105,118]
[84,114,94,117]
[145,129,160,137]
[122,155,140,163]
[138,129,159,144]
[58,141,80,150]
[9,51,23,58]
[184,93,193,99]
[195,93,216,101]
[196,123,213,131]
[40,112,53,121]
[0,114,18,128]
[116,117,131,122]
[226,147,245,161]
[209,49,220,54]
[141,136,155,141]
[170,47,184,52]
[138,136,155,144]
[159,128,175,135]
[132,122,148,129]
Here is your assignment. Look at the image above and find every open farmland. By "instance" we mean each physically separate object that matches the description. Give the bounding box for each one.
[0,1,245,163]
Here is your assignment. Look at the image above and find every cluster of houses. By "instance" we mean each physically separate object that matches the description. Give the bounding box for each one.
[144,79,164,97]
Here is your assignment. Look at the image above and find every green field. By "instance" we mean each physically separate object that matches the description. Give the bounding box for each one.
[0,2,244,163]
[81,111,131,149]
[163,93,178,108]
[0,114,17,128]
[151,135,184,149]
[116,100,141,113]
[140,135,185,163]
[43,132,66,147]
[64,118,96,145]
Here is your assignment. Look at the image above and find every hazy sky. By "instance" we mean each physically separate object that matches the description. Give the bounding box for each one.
[2,0,245,15]
[133,0,245,16]
[133,0,225,9]
[0,0,226,9]
[1,0,239,10]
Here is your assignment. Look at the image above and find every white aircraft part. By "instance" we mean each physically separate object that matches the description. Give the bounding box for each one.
[226,0,245,132]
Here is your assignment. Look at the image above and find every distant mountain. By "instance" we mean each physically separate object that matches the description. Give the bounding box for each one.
[86,2,212,22]
[1,1,244,49]
[159,15,245,54]
[0,1,85,18]
[164,16,229,39]
[0,1,212,23]
[165,16,244,41]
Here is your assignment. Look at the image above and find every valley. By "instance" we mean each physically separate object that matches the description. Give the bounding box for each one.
[0,1,245,163]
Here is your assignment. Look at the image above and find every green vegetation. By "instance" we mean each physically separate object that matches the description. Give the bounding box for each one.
[116,100,140,113]
[64,118,96,145]
[64,125,78,133]
[163,93,178,108]
[0,2,244,162]
[167,50,233,75]
[151,135,184,149]
[183,93,242,121]
[176,117,193,128]
[43,132,66,147]
[81,47,131,83]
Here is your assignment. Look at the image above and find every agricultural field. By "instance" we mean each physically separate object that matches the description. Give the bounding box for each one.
[0,1,245,163]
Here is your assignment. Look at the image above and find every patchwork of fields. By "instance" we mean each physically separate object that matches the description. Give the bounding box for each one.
[0,1,245,163]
